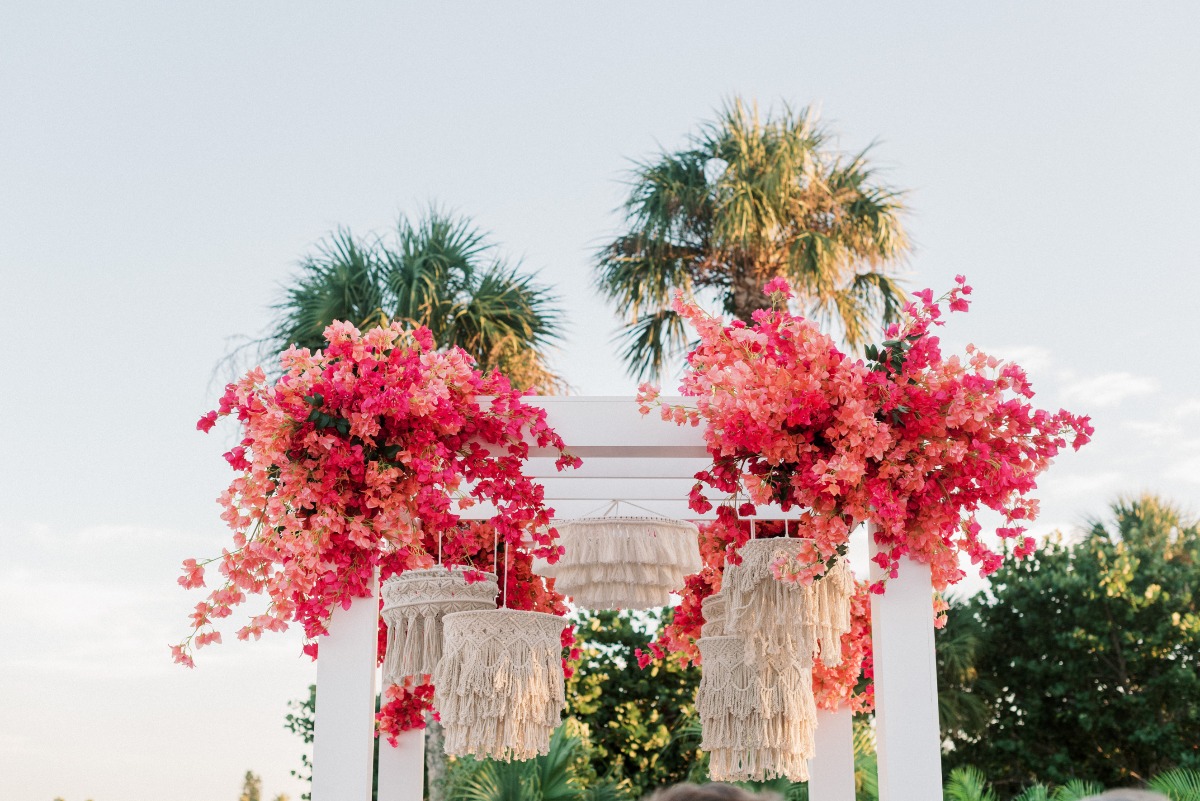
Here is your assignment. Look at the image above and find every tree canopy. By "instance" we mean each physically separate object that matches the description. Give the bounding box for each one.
[941,495,1200,790]
[595,97,910,379]
[266,210,564,392]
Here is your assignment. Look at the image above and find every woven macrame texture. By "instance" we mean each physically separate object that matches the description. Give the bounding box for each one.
[380,566,498,684]
[700,591,727,638]
[433,608,567,762]
[723,538,820,661]
[696,634,816,782]
[535,516,701,610]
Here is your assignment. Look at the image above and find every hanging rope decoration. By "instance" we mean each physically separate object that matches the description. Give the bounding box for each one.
[696,634,816,782]
[695,521,856,782]
[432,538,568,761]
[380,566,498,684]
[535,503,702,610]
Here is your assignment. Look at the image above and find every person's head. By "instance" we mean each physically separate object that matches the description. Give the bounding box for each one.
[1080,791,1169,801]
[642,782,781,801]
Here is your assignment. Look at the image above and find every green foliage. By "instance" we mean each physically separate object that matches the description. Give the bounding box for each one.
[942,495,1200,790]
[564,610,702,796]
[444,722,626,801]
[595,96,909,378]
[945,767,999,801]
[1150,768,1200,801]
[265,209,563,392]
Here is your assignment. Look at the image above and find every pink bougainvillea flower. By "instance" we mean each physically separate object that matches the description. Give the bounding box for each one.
[175,321,578,734]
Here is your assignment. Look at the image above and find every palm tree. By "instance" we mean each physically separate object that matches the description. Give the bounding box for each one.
[266,210,564,392]
[595,97,910,379]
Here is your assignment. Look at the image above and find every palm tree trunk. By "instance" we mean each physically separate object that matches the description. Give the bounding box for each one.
[426,714,447,801]
[729,265,774,323]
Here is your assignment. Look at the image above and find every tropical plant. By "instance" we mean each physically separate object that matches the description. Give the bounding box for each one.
[444,722,627,801]
[595,97,910,379]
[944,767,999,801]
[943,495,1200,790]
[1149,768,1200,801]
[267,210,564,392]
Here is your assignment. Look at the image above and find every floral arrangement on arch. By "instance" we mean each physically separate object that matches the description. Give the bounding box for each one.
[638,277,1091,707]
[175,321,579,732]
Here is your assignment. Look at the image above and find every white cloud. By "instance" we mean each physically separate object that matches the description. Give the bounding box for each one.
[1165,456,1200,485]
[1060,372,1160,408]
[979,344,1055,375]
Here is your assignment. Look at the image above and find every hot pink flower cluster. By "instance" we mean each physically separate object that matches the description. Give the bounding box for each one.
[174,321,579,668]
[639,277,1093,592]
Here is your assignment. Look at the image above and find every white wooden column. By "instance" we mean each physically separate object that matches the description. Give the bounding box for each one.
[377,727,425,801]
[311,573,379,801]
[869,529,943,801]
[809,706,856,801]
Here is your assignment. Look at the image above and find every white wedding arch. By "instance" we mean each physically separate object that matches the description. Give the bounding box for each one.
[310,397,943,801]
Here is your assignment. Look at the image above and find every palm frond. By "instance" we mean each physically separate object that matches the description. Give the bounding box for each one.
[1149,769,1200,801]
[265,228,388,357]
[1051,779,1105,801]
[612,307,690,382]
[1010,784,1052,801]
[944,766,999,801]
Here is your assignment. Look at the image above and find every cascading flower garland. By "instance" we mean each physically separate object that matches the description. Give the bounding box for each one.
[174,321,579,680]
[639,276,1093,593]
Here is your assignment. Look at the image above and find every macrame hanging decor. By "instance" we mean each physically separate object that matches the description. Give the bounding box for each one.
[696,633,816,782]
[535,505,701,610]
[815,556,853,667]
[722,536,820,661]
[700,590,727,637]
[434,607,567,761]
[380,565,499,684]
[432,540,567,762]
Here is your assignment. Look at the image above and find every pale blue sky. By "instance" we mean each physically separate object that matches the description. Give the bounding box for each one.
[2,3,1198,800]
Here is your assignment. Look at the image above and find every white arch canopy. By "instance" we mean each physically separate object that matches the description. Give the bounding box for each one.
[311,397,943,801]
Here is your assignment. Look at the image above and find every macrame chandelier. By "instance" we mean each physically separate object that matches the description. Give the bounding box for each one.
[433,607,567,761]
[695,528,856,781]
[535,506,701,610]
[696,633,816,782]
[380,566,498,684]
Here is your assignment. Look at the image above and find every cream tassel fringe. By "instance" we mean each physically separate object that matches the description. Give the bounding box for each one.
[535,516,701,610]
[433,608,567,762]
[696,634,815,782]
[381,567,498,684]
[815,557,853,667]
[723,539,819,662]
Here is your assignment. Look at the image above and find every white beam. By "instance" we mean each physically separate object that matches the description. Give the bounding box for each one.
[311,576,379,801]
[521,397,710,459]
[810,706,856,801]
[869,530,943,801]
[459,499,812,521]
[377,727,424,801]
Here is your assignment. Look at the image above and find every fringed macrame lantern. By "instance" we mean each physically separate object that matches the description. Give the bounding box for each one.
[381,566,498,684]
[433,608,567,761]
[696,634,816,782]
[535,514,701,610]
[723,538,820,661]
[696,532,857,781]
